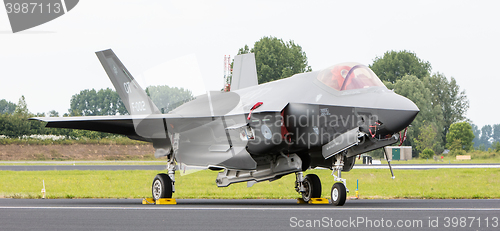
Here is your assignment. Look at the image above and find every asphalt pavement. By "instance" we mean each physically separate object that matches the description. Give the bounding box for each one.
[1,199,499,230]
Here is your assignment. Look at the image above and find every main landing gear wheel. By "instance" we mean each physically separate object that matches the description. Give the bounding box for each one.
[152,173,172,201]
[331,182,346,206]
[301,174,322,203]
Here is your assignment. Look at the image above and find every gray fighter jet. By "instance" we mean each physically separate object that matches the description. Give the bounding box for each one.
[31,49,418,206]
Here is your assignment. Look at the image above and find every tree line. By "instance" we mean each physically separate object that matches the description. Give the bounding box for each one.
[0,86,193,138]
[472,123,500,151]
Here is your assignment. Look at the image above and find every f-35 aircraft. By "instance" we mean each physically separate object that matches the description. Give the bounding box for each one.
[32,49,418,206]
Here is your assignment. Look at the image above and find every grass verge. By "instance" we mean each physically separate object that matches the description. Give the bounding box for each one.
[378,155,500,164]
[1,168,499,199]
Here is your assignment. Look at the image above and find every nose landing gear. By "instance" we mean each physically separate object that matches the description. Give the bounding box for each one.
[331,152,348,206]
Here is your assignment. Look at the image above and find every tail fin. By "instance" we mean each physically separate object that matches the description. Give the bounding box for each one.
[95,49,160,115]
[231,53,258,91]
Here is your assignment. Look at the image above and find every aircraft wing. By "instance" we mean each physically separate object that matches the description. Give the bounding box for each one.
[30,114,186,141]
[29,113,228,141]
[30,115,143,140]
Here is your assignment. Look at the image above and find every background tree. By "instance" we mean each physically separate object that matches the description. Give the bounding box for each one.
[371,50,469,152]
[471,123,481,149]
[413,123,439,155]
[471,123,500,150]
[48,110,59,117]
[14,95,29,117]
[492,124,500,144]
[446,122,475,151]
[1,96,32,137]
[493,141,500,152]
[385,75,445,156]
[425,72,469,138]
[369,50,432,83]
[0,99,16,114]
[69,88,127,116]
[479,125,493,149]
[420,148,435,159]
[146,85,194,113]
[238,36,312,84]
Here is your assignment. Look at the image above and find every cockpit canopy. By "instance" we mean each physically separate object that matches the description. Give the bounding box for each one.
[317,62,386,91]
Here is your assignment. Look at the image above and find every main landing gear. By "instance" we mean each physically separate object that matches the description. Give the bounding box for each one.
[295,172,322,202]
[152,173,172,200]
[152,133,177,202]
[152,160,176,201]
[295,153,348,206]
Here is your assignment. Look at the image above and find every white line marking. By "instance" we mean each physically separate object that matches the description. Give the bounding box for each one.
[354,165,500,169]
[1,206,499,211]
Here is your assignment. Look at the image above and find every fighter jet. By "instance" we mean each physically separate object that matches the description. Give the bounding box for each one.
[31,49,419,206]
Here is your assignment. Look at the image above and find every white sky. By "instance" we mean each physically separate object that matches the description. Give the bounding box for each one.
[0,0,498,128]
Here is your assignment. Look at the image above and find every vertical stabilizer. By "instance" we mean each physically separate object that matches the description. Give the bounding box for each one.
[231,53,258,91]
[95,49,160,115]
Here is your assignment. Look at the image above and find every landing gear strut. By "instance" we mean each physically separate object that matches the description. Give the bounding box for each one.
[152,134,178,201]
[152,160,176,201]
[331,152,348,206]
[295,172,322,203]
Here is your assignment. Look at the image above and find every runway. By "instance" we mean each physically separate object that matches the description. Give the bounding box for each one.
[1,199,499,230]
[1,163,500,171]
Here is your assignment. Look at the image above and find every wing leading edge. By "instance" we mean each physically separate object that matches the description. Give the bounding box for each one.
[30,115,144,141]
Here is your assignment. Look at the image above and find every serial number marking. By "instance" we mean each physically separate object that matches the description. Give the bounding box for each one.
[131,101,146,112]
[4,2,62,14]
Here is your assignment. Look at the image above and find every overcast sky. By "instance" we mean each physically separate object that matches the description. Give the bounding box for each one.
[0,0,498,128]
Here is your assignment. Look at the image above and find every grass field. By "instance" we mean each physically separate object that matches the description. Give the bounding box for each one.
[1,168,499,199]
[378,156,500,164]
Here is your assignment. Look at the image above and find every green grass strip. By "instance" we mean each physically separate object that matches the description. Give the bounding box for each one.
[1,168,499,199]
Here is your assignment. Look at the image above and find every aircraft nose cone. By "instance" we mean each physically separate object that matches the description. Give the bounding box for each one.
[376,93,419,134]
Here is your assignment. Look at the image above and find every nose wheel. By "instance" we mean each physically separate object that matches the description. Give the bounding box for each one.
[330,152,348,206]
[331,182,346,206]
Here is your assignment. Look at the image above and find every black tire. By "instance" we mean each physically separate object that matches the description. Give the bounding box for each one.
[301,174,322,202]
[152,173,172,201]
[331,182,346,206]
